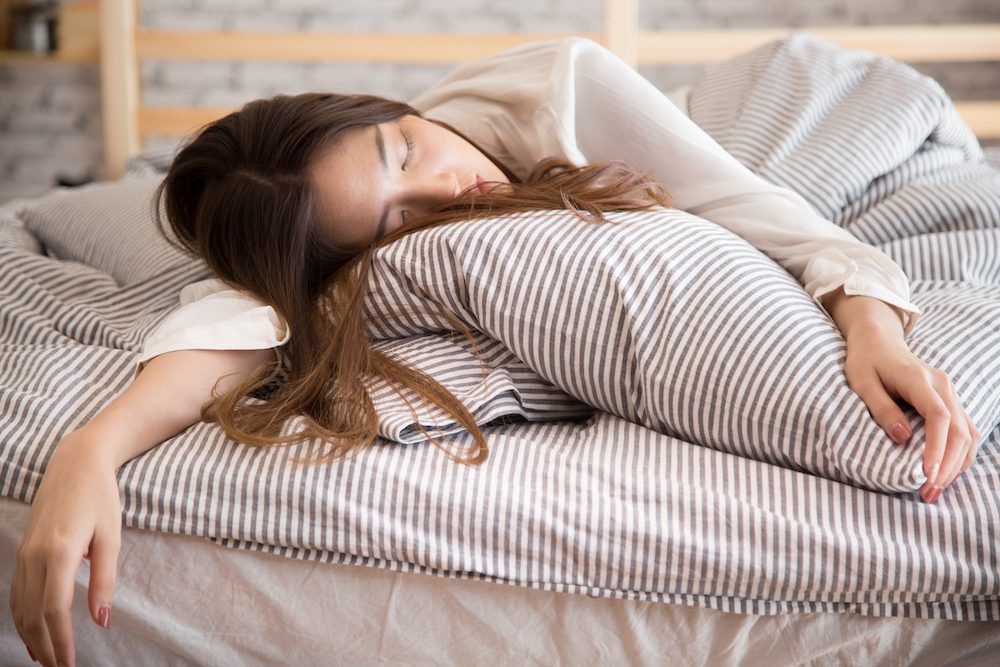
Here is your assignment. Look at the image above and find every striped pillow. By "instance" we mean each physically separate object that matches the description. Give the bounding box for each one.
[363,207,999,493]
[17,176,192,286]
[366,332,594,444]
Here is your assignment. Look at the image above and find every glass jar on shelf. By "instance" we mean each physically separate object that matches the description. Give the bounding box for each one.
[9,1,59,55]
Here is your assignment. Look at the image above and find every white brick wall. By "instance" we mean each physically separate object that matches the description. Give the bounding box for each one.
[0,0,996,204]
[158,61,233,89]
[0,133,50,156]
[1,58,104,200]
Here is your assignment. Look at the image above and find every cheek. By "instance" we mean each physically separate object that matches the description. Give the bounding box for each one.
[429,127,467,161]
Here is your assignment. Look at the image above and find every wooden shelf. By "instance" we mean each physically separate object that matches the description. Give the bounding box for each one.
[0,48,97,64]
[0,0,98,65]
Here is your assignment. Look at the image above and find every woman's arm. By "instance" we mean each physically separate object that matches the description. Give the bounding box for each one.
[561,38,977,499]
[10,347,275,667]
[413,36,919,330]
[88,347,277,467]
[562,38,921,334]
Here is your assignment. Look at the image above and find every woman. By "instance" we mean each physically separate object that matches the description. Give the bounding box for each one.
[10,37,980,667]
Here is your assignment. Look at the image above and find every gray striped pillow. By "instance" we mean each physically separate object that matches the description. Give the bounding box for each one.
[17,176,192,286]
[365,332,594,444]
[364,207,999,493]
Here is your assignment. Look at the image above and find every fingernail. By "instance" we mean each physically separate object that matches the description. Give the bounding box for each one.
[99,605,112,629]
[927,461,941,486]
[890,422,910,443]
[925,485,944,503]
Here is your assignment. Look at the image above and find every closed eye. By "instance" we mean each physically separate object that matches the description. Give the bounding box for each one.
[401,127,415,171]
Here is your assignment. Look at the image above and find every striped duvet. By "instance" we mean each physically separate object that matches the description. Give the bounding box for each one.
[1,34,998,620]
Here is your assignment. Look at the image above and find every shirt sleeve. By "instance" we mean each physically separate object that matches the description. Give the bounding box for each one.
[410,37,920,335]
[409,38,578,184]
[552,37,921,336]
[134,277,291,380]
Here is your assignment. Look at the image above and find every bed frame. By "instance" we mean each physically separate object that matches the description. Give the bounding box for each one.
[97,0,1000,181]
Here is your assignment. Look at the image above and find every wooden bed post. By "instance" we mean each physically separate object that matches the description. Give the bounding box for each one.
[99,0,140,181]
[602,0,638,67]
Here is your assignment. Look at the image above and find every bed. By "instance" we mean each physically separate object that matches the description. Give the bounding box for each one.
[2,1,1000,665]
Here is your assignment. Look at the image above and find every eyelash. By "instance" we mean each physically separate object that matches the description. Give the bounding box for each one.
[401,128,415,171]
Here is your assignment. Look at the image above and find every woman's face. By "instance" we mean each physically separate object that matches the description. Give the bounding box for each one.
[309,114,510,251]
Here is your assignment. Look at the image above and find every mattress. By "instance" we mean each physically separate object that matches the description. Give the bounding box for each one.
[2,496,999,666]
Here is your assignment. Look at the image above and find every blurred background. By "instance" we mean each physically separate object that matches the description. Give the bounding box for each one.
[1,0,998,205]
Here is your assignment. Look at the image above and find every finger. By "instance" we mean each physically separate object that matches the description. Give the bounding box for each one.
[941,437,970,490]
[13,570,39,665]
[892,371,951,485]
[22,557,55,667]
[87,524,120,630]
[961,420,983,474]
[850,372,912,444]
[43,549,80,667]
[934,386,974,490]
[10,548,20,623]
[945,414,980,486]
[8,559,14,613]
[10,555,32,661]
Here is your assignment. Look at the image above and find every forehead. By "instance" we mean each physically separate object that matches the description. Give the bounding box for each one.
[310,124,383,248]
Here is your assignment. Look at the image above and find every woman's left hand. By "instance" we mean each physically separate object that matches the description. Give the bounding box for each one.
[842,325,981,503]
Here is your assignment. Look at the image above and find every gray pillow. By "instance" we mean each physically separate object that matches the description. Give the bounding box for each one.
[362,207,1000,493]
[17,176,194,286]
[367,331,593,444]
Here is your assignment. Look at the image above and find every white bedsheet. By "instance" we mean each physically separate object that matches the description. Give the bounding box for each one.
[2,496,998,667]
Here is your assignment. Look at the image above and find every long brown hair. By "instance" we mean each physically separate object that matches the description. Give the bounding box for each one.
[153,91,671,466]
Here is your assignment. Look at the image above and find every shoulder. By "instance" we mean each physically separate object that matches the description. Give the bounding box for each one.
[179,277,229,305]
[178,277,268,308]
[407,37,616,178]
[409,37,601,113]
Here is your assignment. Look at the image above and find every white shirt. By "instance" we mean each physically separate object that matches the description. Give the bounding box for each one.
[136,37,920,375]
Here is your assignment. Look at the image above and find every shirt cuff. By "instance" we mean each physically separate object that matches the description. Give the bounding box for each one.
[803,245,921,339]
[813,275,921,338]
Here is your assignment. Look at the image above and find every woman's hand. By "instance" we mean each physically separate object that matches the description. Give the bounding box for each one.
[7,348,275,666]
[823,288,982,503]
[842,327,981,502]
[9,430,122,667]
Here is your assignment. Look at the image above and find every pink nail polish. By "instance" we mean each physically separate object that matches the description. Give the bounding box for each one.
[99,605,112,629]
[890,422,909,443]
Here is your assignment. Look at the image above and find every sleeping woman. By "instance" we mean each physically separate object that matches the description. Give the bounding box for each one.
[9,37,981,667]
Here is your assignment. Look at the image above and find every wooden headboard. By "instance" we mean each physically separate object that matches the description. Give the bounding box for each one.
[98,0,1000,180]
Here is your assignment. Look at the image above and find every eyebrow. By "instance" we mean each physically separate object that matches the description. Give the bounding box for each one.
[374,125,389,239]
